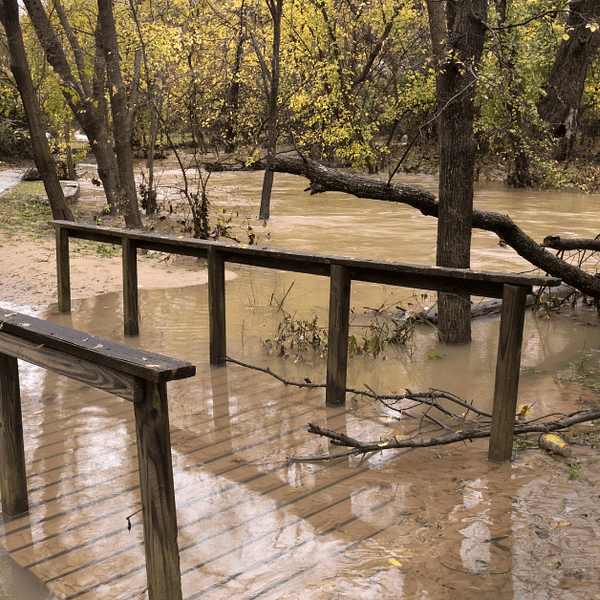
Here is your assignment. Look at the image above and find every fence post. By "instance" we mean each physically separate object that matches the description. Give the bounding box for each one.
[122,236,140,336]
[133,379,182,600]
[55,226,71,313]
[326,264,351,406]
[488,284,529,463]
[0,353,29,516]
[208,247,226,365]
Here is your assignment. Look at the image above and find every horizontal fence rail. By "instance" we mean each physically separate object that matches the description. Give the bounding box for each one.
[51,220,561,462]
[0,308,195,600]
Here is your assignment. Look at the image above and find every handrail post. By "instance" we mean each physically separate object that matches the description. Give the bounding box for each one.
[122,236,140,336]
[208,246,227,365]
[0,353,29,516]
[326,264,351,406]
[55,226,71,312]
[134,379,182,600]
[488,284,529,463]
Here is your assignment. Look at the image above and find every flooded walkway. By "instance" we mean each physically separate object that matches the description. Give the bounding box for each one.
[2,281,600,599]
[3,170,600,598]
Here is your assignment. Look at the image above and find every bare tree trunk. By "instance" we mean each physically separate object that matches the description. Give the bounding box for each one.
[97,0,142,229]
[428,0,489,344]
[0,0,73,221]
[23,0,122,216]
[258,0,283,221]
[538,0,600,162]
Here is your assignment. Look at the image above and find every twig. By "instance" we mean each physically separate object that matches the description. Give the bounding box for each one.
[225,356,325,389]
[225,357,492,419]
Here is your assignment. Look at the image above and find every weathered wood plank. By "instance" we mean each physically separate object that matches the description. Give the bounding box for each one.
[326,265,351,406]
[0,309,195,383]
[488,284,529,463]
[134,379,182,600]
[51,221,561,297]
[55,226,71,313]
[0,353,28,516]
[122,236,140,336]
[208,247,227,365]
[0,332,137,401]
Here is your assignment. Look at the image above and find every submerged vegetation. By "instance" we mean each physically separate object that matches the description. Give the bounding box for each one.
[262,291,436,362]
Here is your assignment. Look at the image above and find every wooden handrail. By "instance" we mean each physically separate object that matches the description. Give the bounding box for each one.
[50,220,562,464]
[51,220,558,296]
[0,307,194,600]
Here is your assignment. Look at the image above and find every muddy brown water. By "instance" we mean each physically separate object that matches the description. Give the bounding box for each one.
[4,169,600,599]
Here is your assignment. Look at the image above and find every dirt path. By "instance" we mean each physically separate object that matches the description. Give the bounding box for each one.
[0,168,234,311]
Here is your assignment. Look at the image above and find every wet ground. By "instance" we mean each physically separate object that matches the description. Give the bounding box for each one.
[3,167,600,598]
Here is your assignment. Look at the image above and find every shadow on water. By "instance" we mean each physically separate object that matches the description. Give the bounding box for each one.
[0,544,60,599]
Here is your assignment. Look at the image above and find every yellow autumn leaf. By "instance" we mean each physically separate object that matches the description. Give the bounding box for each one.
[394,435,408,442]
[563,34,570,40]
[378,442,388,447]
[518,404,531,418]
[389,558,402,566]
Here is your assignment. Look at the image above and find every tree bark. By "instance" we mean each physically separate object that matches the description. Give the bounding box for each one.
[23,0,121,215]
[429,0,489,344]
[258,0,284,221]
[268,155,600,299]
[0,0,73,221]
[97,0,142,228]
[538,0,600,162]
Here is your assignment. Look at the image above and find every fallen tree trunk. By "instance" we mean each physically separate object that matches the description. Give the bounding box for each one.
[543,235,600,252]
[269,156,600,299]
[420,284,577,323]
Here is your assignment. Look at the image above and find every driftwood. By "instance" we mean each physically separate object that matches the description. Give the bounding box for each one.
[543,235,600,252]
[296,409,600,460]
[268,156,600,300]
[419,283,577,323]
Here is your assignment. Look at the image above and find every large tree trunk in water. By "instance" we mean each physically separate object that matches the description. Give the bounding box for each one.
[0,0,73,221]
[268,155,600,301]
[538,0,600,162]
[428,0,489,344]
[97,0,142,229]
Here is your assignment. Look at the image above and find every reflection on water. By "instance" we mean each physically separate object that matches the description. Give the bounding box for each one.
[4,173,600,598]
[0,548,60,600]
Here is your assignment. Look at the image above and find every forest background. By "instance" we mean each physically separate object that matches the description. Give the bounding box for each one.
[1,0,599,195]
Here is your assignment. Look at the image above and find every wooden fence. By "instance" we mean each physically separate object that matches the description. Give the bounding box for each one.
[0,308,195,600]
[51,220,561,462]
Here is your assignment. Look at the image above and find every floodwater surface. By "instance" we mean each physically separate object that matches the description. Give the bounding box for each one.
[3,169,600,599]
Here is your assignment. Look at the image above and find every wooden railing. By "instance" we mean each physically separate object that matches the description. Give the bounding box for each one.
[0,308,195,600]
[51,220,561,462]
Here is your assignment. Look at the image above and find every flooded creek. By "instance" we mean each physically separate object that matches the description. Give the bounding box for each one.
[4,169,600,598]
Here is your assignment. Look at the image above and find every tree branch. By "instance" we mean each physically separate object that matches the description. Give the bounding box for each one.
[268,155,600,299]
[287,408,600,461]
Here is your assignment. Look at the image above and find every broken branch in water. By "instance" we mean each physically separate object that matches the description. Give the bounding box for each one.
[225,356,600,462]
[287,409,600,461]
[225,356,489,418]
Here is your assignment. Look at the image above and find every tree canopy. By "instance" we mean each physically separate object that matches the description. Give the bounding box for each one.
[0,0,597,185]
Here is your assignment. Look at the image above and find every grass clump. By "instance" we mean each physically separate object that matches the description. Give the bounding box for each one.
[0,182,51,239]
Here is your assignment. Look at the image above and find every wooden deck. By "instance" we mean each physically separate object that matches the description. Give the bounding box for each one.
[1,358,419,599]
